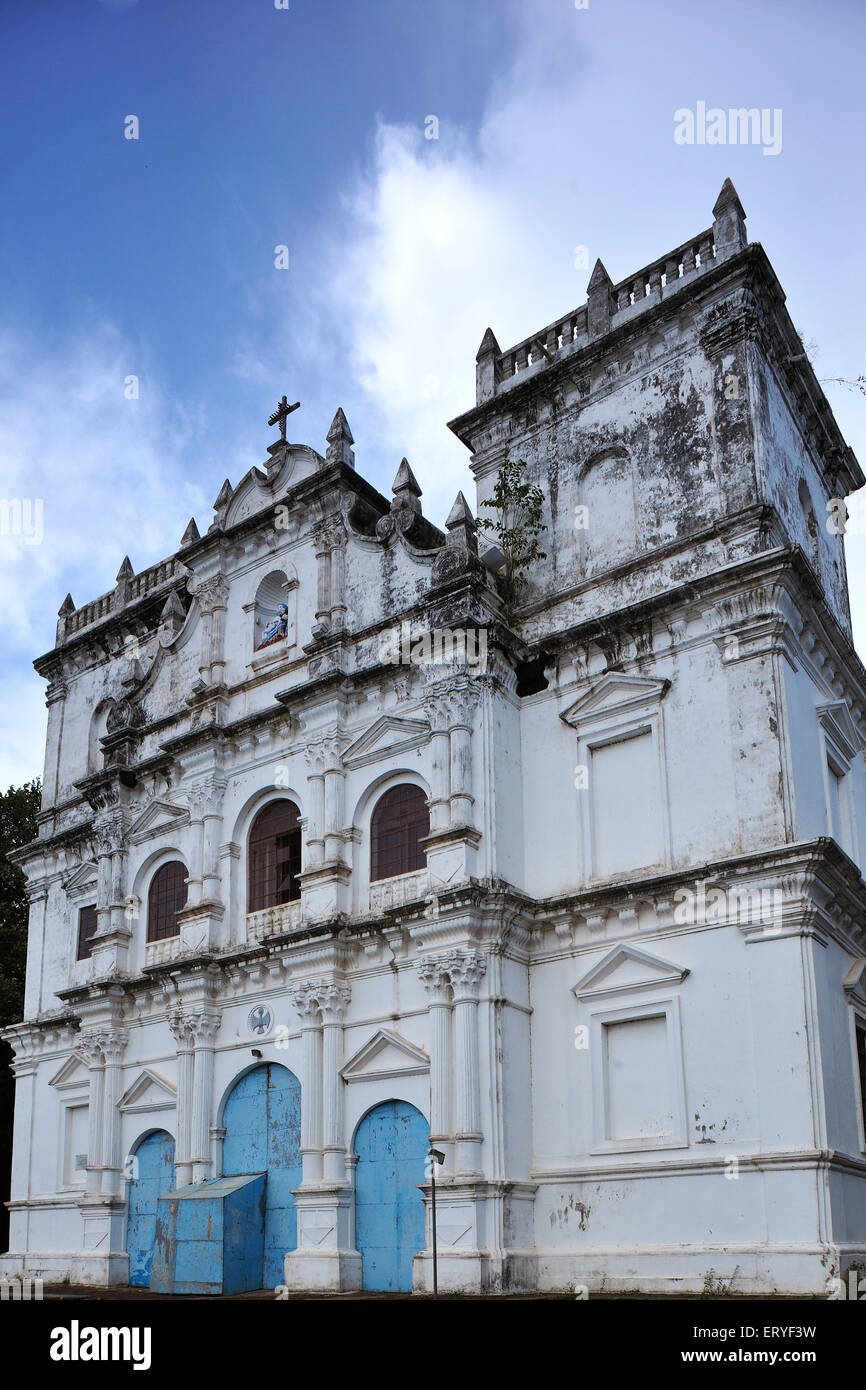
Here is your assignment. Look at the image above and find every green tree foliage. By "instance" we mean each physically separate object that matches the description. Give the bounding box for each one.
[480,457,547,620]
[0,779,40,1250]
[0,780,41,1029]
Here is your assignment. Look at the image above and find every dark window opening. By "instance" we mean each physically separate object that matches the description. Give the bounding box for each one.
[371,784,430,882]
[515,653,551,698]
[147,861,188,942]
[76,904,98,961]
[248,799,302,911]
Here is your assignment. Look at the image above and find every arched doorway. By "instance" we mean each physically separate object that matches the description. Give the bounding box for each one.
[354,1099,428,1292]
[126,1130,175,1287]
[222,1063,302,1288]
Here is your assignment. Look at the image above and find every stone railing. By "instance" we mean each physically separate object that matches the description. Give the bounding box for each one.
[65,556,185,637]
[368,868,429,913]
[610,227,716,312]
[246,900,302,943]
[145,935,182,967]
[493,226,717,396]
[497,305,590,384]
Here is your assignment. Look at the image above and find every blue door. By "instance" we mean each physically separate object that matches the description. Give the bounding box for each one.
[223,1063,302,1288]
[126,1130,176,1287]
[355,1100,428,1292]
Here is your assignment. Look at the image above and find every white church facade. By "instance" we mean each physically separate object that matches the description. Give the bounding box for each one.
[3,180,866,1294]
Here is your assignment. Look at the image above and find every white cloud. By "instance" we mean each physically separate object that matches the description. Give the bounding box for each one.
[0,318,207,786]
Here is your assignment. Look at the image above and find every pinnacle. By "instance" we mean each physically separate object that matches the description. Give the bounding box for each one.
[445,491,474,529]
[392,458,422,497]
[713,177,746,221]
[213,479,233,509]
[476,327,501,361]
[180,517,200,547]
[587,258,613,292]
[115,556,134,582]
[326,407,354,445]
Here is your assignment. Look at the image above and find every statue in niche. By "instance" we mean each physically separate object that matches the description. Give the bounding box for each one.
[257,604,289,649]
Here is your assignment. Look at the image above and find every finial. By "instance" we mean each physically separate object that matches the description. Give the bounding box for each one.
[115,556,134,582]
[476,327,501,361]
[180,517,200,547]
[392,458,422,499]
[712,177,748,257]
[712,177,746,221]
[587,258,613,293]
[213,479,233,510]
[326,408,355,468]
[58,593,75,616]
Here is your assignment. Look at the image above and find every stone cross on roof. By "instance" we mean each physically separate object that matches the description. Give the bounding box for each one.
[267,394,300,442]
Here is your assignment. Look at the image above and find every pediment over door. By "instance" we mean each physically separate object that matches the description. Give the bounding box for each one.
[573,943,689,1001]
[340,1028,429,1082]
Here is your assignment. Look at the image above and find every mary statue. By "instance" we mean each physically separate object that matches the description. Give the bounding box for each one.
[259,604,289,649]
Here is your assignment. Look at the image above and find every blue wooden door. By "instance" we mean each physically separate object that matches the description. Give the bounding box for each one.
[355,1100,428,1292]
[223,1063,302,1288]
[126,1130,175,1287]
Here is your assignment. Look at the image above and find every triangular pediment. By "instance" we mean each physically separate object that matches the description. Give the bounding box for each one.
[561,673,670,729]
[843,957,866,1007]
[343,715,430,769]
[340,1028,429,1082]
[573,944,689,1000]
[49,1052,91,1089]
[817,701,865,760]
[118,1068,177,1112]
[129,799,190,845]
[63,861,98,898]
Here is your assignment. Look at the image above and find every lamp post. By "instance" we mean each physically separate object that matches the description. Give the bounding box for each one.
[428,1147,445,1300]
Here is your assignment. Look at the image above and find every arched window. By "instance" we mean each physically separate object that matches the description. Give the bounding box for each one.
[147,861,188,942]
[248,799,302,910]
[370,784,429,882]
[254,570,295,651]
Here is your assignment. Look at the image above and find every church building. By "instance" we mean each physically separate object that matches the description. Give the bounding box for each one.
[3,180,866,1295]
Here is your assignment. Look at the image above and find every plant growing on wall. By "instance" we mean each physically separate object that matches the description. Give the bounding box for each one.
[480,457,547,619]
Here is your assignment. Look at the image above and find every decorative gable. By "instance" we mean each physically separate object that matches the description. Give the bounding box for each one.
[118,1069,177,1113]
[62,862,98,900]
[342,715,430,769]
[561,673,670,730]
[49,1052,91,1089]
[340,1028,429,1082]
[572,944,689,1001]
[843,957,866,1007]
[817,701,866,764]
[129,799,190,846]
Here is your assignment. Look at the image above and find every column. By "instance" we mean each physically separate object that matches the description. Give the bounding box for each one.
[447,687,478,825]
[99,1029,128,1197]
[328,531,347,631]
[315,534,332,627]
[448,951,487,1175]
[169,1013,195,1187]
[190,1011,220,1183]
[422,697,452,831]
[322,733,346,864]
[304,744,326,866]
[319,983,351,1183]
[81,1037,105,1195]
[292,984,323,1183]
[417,959,453,1165]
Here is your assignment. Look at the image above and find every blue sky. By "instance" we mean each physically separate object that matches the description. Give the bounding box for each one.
[1,0,864,786]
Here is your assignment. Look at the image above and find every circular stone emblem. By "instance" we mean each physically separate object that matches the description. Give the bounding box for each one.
[248,1006,272,1037]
